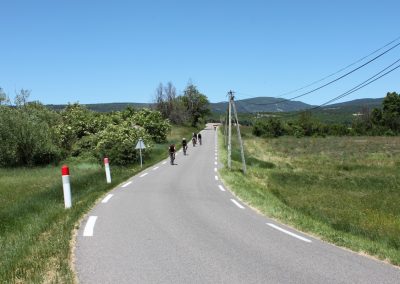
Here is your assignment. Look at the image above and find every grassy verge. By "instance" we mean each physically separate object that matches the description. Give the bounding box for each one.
[0,125,197,283]
[218,126,400,266]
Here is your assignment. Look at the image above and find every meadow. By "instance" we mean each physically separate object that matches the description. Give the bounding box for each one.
[219,127,400,265]
[0,125,196,283]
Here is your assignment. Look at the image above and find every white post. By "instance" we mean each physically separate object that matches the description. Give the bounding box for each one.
[139,147,143,168]
[104,157,111,183]
[61,165,72,208]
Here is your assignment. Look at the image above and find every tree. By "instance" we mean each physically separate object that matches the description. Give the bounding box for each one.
[14,89,30,107]
[154,82,188,124]
[182,83,210,127]
[0,88,9,105]
[382,92,400,132]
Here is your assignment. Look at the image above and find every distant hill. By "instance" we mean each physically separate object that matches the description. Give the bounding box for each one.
[211,97,313,113]
[47,102,151,112]
[45,97,384,117]
[319,98,383,113]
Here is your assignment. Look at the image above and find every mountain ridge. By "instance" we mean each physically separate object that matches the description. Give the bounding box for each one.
[45,97,384,113]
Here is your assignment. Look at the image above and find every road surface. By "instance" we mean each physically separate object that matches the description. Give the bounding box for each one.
[75,124,400,283]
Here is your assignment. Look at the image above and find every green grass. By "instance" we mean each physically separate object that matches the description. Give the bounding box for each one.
[218,127,400,265]
[0,125,196,283]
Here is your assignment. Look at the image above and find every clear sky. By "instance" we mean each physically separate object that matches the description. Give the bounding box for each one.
[0,0,399,105]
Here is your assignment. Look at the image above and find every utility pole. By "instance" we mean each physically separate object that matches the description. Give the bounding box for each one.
[228,91,232,169]
[231,95,247,174]
[227,90,246,174]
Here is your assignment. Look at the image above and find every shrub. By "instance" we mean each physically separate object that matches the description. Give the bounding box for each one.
[0,106,62,166]
[129,109,171,143]
[95,122,153,165]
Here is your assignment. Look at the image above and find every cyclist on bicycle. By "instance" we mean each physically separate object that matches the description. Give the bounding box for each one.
[168,144,176,165]
[182,138,188,155]
[197,133,202,145]
[192,133,197,147]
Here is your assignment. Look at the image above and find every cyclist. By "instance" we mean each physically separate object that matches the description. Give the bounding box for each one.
[182,138,188,155]
[168,144,176,165]
[197,133,202,145]
[192,133,197,147]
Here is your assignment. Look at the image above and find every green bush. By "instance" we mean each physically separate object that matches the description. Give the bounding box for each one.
[55,103,110,151]
[95,122,153,165]
[0,106,62,166]
[129,109,171,143]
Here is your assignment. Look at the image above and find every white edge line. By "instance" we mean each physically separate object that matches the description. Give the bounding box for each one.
[214,168,217,172]
[214,161,217,165]
[101,194,113,203]
[230,199,245,209]
[218,185,226,192]
[83,216,98,237]
[121,181,132,188]
[267,223,312,243]
[162,161,167,165]
[152,166,159,171]
[215,175,219,180]
[140,173,148,177]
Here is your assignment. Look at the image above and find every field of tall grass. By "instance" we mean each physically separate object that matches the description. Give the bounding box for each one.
[0,125,196,283]
[219,127,400,265]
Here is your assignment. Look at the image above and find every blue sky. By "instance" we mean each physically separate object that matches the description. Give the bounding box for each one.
[0,0,399,105]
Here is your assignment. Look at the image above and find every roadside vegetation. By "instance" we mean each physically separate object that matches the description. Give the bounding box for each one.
[218,126,400,265]
[0,125,198,283]
[0,83,209,283]
[251,92,400,138]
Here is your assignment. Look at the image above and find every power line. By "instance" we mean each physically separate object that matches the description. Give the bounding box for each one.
[281,58,400,118]
[243,41,400,107]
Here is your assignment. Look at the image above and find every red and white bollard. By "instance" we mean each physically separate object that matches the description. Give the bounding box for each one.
[104,157,111,184]
[61,165,72,208]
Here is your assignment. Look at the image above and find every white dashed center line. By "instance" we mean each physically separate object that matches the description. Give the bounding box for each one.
[162,161,167,165]
[121,181,132,188]
[140,173,148,178]
[215,175,219,181]
[267,223,312,243]
[101,194,113,203]
[83,216,98,237]
[152,166,159,171]
[214,161,217,165]
[214,168,217,172]
[218,185,226,192]
[231,199,245,209]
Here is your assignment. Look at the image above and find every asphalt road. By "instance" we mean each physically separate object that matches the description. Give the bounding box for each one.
[75,123,400,283]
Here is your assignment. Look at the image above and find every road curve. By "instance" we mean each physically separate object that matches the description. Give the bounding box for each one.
[75,123,400,283]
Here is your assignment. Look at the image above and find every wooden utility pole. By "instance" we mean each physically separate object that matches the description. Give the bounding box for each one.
[227,90,246,174]
[228,91,232,169]
[231,96,247,174]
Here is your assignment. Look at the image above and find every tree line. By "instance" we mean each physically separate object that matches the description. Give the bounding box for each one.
[0,82,211,167]
[252,92,400,138]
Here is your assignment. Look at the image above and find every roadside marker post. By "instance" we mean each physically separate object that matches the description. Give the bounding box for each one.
[61,165,72,209]
[135,138,146,168]
[104,157,111,184]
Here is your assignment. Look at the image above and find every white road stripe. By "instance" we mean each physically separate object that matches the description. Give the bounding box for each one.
[267,223,312,243]
[231,199,245,209]
[140,173,148,177]
[101,194,113,203]
[121,181,132,188]
[218,185,226,192]
[152,166,159,171]
[214,167,217,172]
[215,157,217,160]
[162,161,167,165]
[214,161,217,165]
[215,175,219,180]
[83,216,98,237]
